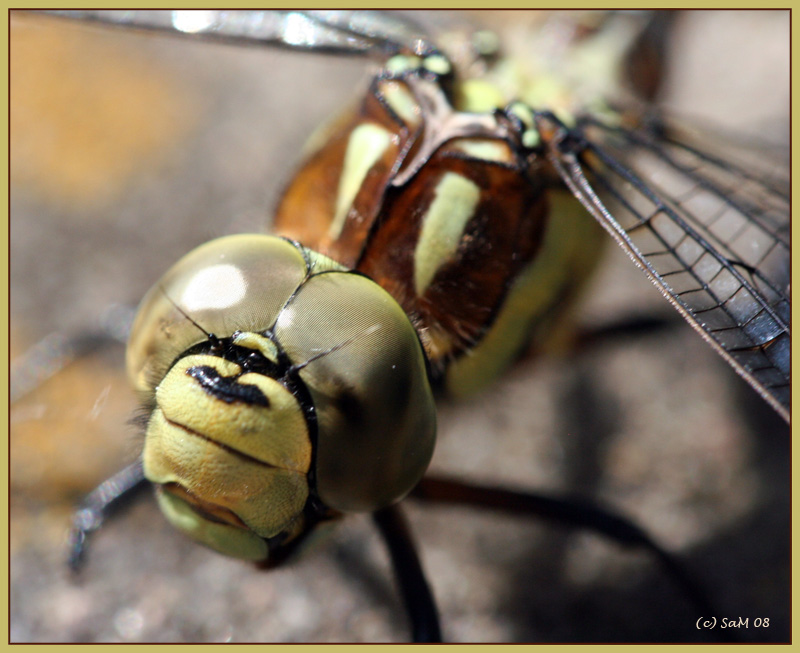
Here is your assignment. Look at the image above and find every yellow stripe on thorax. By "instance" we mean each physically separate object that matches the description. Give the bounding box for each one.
[414,172,480,295]
[329,122,392,240]
[445,190,605,398]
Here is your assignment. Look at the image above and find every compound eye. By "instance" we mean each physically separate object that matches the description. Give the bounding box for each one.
[126,235,328,394]
[276,268,437,513]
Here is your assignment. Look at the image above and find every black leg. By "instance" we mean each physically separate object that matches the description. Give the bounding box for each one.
[372,505,442,643]
[573,313,679,353]
[411,475,722,631]
[67,459,149,572]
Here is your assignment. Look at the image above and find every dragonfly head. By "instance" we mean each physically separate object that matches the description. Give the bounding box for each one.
[126,234,437,563]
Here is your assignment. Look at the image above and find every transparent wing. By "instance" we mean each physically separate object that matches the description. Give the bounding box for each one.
[37,9,437,59]
[538,112,790,422]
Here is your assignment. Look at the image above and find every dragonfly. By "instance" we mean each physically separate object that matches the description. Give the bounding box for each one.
[10,9,789,643]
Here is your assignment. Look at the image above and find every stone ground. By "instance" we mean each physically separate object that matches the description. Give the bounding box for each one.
[10,10,789,643]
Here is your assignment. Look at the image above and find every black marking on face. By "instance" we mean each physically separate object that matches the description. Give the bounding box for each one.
[187,365,271,407]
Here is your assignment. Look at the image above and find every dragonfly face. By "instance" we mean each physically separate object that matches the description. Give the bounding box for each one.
[10,10,789,642]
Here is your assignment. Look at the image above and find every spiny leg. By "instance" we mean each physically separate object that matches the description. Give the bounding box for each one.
[67,459,149,572]
[372,504,442,643]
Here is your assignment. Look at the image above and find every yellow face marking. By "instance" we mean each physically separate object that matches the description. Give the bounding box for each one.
[329,122,393,240]
[144,413,309,539]
[154,355,311,471]
[414,172,480,295]
[232,331,280,364]
[155,490,270,561]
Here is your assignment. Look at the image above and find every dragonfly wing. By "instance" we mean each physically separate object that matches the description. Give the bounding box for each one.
[37,9,436,59]
[539,113,790,422]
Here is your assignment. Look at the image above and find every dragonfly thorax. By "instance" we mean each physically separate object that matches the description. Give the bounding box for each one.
[274,59,605,397]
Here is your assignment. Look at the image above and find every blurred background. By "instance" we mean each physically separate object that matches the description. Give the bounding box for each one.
[10,10,789,642]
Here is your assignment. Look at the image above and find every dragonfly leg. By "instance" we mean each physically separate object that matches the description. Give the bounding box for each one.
[572,313,680,353]
[411,475,725,635]
[372,504,442,643]
[11,303,135,403]
[67,459,149,572]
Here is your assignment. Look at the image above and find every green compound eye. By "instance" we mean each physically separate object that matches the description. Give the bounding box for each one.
[127,235,436,562]
[126,234,319,396]
[274,269,437,513]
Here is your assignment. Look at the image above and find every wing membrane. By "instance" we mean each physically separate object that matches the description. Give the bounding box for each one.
[541,114,790,421]
[37,9,436,59]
